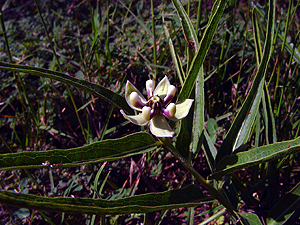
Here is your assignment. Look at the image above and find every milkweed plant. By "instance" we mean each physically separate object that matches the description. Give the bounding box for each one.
[0,0,299,224]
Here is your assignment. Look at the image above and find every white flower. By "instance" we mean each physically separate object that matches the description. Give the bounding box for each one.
[120,76,193,137]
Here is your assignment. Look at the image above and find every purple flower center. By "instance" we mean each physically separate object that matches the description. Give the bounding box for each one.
[147,95,166,119]
[148,96,162,110]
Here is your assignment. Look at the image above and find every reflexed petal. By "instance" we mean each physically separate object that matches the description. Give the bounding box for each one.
[120,110,150,126]
[149,114,174,137]
[163,85,176,104]
[163,103,176,117]
[130,92,146,110]
[146,79,154,98]
[153,76,170,99]
[168,99,194,121]
[125,81,147,111]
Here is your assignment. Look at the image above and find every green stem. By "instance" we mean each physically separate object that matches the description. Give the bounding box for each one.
[159,137,238,220]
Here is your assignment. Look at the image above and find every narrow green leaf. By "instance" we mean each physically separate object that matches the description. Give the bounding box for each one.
[187,207,195,225]
[0,61,133,114]
[171,0,222,163]
[210,136,300,179]
[267,182,300,225]
[0,132,159,171]
[170,1,206,162]
[92,162,107,199]
[0,184,210,215]
[262,84,277,144]
[252,8,263,65]
[175,119,191,159]
[190,72,205,156]
[171,0,199,71]
[177,0,228,102]
[202,129,217,172]
[215,0,275,165]
[253,5,276,145]
[284,38,300,64]
[162,14,185,85]
[171,0,199,50]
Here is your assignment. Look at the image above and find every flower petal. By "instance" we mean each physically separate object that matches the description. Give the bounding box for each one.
[120,109,149,126]
[163,85,176,104]
[168,99,194,121]
[125,81,147,111]
[129,92,147,109]
[142,106,151,121]
[153,76,170,99]
[162,103,176,118]
[146,79,154,98]
[150,114,174,137]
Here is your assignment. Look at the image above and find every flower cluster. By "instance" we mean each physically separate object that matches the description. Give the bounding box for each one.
[120,76,193,137]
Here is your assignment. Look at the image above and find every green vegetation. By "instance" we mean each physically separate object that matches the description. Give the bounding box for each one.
[0,0,299,224]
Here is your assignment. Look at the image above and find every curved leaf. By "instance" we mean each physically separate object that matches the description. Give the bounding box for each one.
[0,61,133,114]
[0,184,210,214]
[210,136,300,179]
[0,132,160,171]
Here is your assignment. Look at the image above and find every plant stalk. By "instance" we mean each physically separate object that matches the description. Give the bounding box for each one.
[159,137,239,220]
